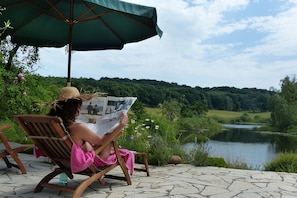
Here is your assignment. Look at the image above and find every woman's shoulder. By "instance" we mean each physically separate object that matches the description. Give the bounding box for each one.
[69,122,88,131]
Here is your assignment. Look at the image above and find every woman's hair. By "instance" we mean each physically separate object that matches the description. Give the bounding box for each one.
[48,98,82,129]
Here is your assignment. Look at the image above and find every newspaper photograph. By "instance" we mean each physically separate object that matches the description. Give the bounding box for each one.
[78,96,137,136]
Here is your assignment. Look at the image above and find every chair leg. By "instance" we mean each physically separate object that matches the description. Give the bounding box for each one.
[134,152,150,176]
[2,157,12,168]
[2,154,27,174]
[142,153,150,176]
[10,153,27,174]
[112,141,132,185]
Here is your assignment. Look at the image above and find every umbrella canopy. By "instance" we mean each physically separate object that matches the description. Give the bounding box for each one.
[0,0,162,85]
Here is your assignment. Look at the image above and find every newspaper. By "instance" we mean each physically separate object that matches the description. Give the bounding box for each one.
[77,96,137,136]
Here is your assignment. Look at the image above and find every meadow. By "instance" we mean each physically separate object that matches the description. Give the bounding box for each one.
[146,107,271,121]
[207,110,271,119]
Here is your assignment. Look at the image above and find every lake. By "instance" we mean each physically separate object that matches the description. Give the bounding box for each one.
[182,124,297,170]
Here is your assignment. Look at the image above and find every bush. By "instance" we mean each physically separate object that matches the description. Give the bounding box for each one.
[265,152,297,173]
[208,157,227,167]
[226,160,251,170]
[0,119,33,144]
[117,113,183,166]
[187,144,209,166]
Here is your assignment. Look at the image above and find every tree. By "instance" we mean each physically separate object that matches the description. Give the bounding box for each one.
[269,75,297,132]
[159,99,181,121]
[0,38,40,73]
[0,10,57,120]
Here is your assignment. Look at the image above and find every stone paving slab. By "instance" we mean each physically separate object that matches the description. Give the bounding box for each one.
[1,153,297,197]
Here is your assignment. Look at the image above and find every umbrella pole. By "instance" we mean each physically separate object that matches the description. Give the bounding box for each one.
[67,46,72,87]
[67,0,74,87]
[67,24,72,87]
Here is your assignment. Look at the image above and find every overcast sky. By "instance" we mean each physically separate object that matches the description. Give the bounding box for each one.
[37,0,297,90]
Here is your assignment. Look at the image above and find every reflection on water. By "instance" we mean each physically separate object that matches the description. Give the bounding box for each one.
[182,124,297,170]
[222,124,262,129]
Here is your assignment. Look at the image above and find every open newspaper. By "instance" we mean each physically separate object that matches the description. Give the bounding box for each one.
[77,96,137,136]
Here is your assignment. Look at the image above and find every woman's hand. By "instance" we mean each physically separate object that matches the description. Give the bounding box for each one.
[119,111,128,127]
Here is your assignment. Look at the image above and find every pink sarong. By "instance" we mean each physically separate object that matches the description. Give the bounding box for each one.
[70,143,135,174]
[70,143,95,173]
[33,145,46,158]
[94,148,135,175]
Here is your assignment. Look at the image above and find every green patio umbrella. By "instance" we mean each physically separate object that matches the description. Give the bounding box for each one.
[0,0,162,86]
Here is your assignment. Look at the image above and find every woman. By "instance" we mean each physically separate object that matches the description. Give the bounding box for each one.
[48,86,134,173]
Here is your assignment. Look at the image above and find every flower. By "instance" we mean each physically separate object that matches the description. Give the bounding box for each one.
[136,132,142,137]
[17,73,25,81]
[14,73,25,83]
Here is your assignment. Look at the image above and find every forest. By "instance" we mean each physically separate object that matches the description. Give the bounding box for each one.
[45,76,275,112]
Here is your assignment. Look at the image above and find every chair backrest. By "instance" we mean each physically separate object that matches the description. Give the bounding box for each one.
[14,115,73,169]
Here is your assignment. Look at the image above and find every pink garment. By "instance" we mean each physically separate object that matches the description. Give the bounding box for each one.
[70,143,95,173]
[94,148,135,175]
[33,145,46,158]
[70,143,135,174]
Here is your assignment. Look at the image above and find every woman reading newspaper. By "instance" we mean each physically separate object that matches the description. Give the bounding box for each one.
[48,86,134,174]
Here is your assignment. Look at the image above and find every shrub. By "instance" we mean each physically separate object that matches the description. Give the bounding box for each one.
[226,160,251,170]
[208,157,227,167]
[117,113,183,166]
[187,144,209,166]
[0,119,32,144]
[264,152,297,173]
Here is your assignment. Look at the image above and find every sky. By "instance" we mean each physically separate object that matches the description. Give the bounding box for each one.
[37,0,297,90]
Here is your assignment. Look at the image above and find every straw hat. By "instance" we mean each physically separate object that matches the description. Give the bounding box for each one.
[58,86,98,101]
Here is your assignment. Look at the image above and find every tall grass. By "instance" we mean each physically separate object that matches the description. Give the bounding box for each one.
[207,110,271,119]
[207,110,271,124]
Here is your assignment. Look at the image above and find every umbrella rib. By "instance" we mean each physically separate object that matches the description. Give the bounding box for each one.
[85,3,156,42]
[1,1,60,36]
[45,0,67,21]
[76,3,112,23]
[81,2,124,44]
[117,11,156,30]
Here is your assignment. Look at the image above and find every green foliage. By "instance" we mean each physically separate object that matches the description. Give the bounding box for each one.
[226,159,251,170]
[0,119,32,144]
[178,116,221,143]
[159,99,181,121]
[0,7,13,36]
[149,134,172,166]
[206,86,273,112]
[265,152,297,173]
[207,157,227,167]
[208,110,271,124]
[268,75,297,132]
[181,101,208,117]
[46,76,274,112]
[0,71,59,120]
[130,100,146,119]
[117,108,183,166]
[186,144,209,166]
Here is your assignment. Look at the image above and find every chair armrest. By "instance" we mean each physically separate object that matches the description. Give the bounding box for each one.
[0,124,11,131]
[93,131,122,155]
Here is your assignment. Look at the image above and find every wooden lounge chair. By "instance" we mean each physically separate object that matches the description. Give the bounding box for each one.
[0,124,34,174]
[14,114,131,198]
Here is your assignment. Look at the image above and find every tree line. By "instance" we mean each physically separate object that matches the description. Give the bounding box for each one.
[45,76,274,113]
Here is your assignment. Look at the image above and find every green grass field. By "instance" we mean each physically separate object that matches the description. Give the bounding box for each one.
[207,110,271,119]
[145,107,162,115]
[145,107,271,120]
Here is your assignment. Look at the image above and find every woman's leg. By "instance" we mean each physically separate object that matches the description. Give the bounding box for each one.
[98,143,112,160]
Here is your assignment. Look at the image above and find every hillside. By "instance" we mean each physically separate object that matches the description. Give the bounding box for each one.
[45,76,275,112]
